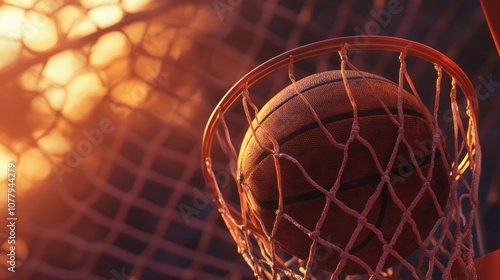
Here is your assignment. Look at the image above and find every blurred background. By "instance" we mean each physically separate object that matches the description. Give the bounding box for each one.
[0,0,497,279]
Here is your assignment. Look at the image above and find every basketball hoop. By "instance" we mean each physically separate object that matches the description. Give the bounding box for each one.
[201,36,481,279]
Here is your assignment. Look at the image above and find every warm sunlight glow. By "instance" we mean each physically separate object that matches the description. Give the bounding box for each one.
[0,0,215,195]
[0,6,25,39]
[142,8,198,60]
[43,50,85,85]
[31,95,54,115]
[0,145,16,181]
[80,0,118,9]
[9,140,30,156]
[37,132,71,156]
[122,0,152,13]
[160,3,220,34]
[44,87,67,111]
[0,39,21,70]
[23,11,58,52]
[19,64,43,91]
[143,22,176,57]
[90,31,130,68]
[31,87,68,115]
[18,148,51,183]
[111,78,149,108]
[31,117,72,141]
[62,71,106,121]
[57,5,97,39]
[122,21,146,45]
[57,5,82,34]
[102,57,131,85]
[134,55,161,83]
[33,0,63,14]
[0,6,24,68]
[4,0,36,8]
[168,33,193,60]
[88,5,124,29]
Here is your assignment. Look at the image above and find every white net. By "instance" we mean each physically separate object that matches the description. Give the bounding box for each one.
[202,38,481,279]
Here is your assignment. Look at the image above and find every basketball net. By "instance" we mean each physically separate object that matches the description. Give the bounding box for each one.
[202,36,481,279]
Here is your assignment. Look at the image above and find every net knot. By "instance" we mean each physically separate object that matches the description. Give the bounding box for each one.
[357,216,367,226]
[403,210,412,220]
[308,230,321,239]
[327,189,337,200]
[422,181,431,190]
[351,124,360,136]
[339,251,348,259]
[381,174,391,183]
[383,244,393,253]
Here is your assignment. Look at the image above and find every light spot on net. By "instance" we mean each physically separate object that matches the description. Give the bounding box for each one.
[168,34,192,60]
[19,64,43,91]
[43,87,67,112]
[0,6,24,69]
[102,56,131,85]
[30,95,54,115]
[62,71,107,122]
[18,148,51,183]
[122,21,147,45]
[23,11,58,52]
[0,146,16,181]
[37,132,71,156]
[121,0,152,13]
[43,50,86,86]
[68,16,97,39]
[88,5,124,29]
[57,5,94,38]
[0,38,22,70]
[80,0,119,9]
[90,31,130,68]
[4,0,37,9]
[144,29,192,60]
[0,6,25,40]
[111,78,149,109]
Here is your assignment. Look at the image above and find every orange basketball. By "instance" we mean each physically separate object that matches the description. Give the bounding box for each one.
[238,70,450,274]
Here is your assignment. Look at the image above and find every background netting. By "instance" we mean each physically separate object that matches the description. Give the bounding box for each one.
[0,0,498,279]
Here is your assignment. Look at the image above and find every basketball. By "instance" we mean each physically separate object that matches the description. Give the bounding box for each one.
[238,70,450,274]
